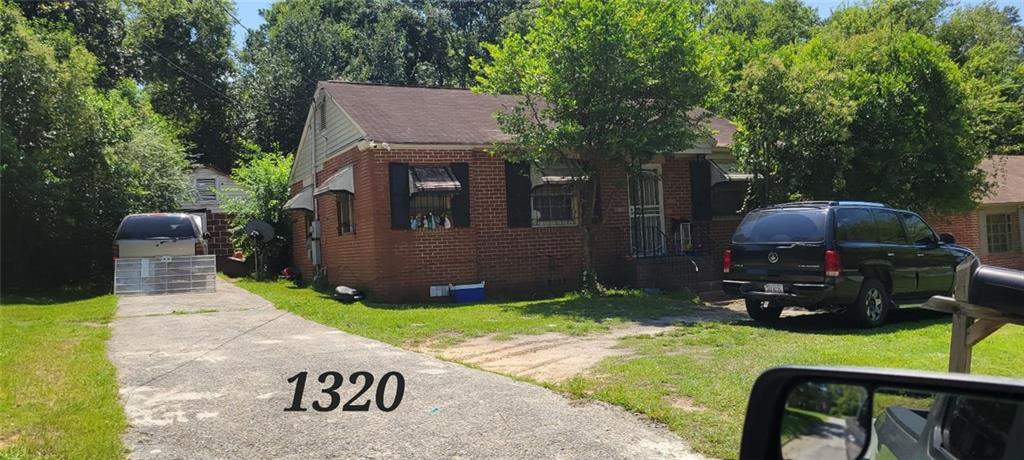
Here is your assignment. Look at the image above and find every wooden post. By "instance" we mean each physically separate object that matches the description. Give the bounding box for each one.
[948,312,974,373]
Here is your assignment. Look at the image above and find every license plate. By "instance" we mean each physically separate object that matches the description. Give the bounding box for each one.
[764,283,785,294]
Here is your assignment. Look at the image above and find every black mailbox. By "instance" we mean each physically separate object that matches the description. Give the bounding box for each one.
[968,265,1024,314]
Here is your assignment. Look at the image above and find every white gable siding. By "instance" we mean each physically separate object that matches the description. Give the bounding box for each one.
[289,84,365,188]
[179,166,244,213]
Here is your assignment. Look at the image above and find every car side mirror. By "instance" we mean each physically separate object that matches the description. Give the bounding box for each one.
[939,233,955,245]
[739,366,1024,460]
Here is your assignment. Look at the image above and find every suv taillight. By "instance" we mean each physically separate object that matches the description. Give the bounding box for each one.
[195,241,204,255]
[112,243,119,260]
[723,248,732,274]
[825,249,842,277]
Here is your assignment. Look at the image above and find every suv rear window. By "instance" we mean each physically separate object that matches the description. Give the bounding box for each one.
[116,215,197,240]
[835,208,876,242]
[732,208,828,243]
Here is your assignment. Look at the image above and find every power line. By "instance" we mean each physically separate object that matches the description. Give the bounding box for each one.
[138,43,232,101]
[218,1,252,36]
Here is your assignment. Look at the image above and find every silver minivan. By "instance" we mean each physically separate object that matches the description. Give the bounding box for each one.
[113,213,208,259]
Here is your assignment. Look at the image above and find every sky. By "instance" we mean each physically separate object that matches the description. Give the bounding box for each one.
[229,0,1023,48]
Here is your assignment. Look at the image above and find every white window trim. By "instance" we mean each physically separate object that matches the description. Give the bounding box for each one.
[978,205,1024,256]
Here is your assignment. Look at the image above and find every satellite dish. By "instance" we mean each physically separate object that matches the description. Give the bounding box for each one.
[243,220,275,243]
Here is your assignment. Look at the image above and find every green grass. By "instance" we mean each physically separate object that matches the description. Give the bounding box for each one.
[0,294,126,459]
[780,407,828,445]
[235,279,696,347]
[558,310,1024,459]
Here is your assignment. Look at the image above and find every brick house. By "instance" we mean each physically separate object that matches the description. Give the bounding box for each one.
[927,155,1024,270]
[284,82,746,301]
[179,164,243,265]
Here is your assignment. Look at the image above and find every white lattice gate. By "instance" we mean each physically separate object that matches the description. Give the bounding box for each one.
[114,255,217,295]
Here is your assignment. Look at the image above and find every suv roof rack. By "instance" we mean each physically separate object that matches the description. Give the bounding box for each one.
[763,201,888,209]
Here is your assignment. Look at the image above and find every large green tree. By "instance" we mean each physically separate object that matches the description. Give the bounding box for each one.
[937,3,1024,155]
[126,0,235,170]
[237,0,527,153]
[1,3,190,290]
[474,0,714,290]
[732,28,989,211]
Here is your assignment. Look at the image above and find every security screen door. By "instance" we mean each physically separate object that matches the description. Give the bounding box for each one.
[629,165,665,256]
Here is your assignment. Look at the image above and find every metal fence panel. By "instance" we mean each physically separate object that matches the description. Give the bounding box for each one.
[114,255,217,295]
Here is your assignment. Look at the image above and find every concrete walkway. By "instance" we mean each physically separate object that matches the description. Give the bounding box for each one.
[109,279,702,459]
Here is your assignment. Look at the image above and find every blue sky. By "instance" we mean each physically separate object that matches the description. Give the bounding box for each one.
[230,0,1023,48]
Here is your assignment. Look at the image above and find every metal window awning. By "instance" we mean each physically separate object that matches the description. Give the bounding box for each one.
[284,186,314,212]
[409,166,461,194]
[710,160,753,185]
[530,161,588,188]
[314,166,355,195]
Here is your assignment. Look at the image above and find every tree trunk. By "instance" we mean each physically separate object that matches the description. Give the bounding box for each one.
[579,174,600,293]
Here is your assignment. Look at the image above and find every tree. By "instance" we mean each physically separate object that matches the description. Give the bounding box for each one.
[1,3,190,290]
[473,0,714,290]
[219,144,293,278]
[126,0,236,170]
[937,3,1024,155]
[236,0,528,154]
[15,0,137,88]
[732,28,989,212]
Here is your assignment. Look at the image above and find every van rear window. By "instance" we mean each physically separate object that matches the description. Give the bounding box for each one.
[732,209,828,243]
[116,215,197,240]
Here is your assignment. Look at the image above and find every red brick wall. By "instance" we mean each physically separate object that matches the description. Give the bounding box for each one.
[205,211,233,257]
[924,210,1024,269]
[289,147,736,301]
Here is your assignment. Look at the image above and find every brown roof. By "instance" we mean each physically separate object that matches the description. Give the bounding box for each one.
[321,81,737,148]
[982,155,1024,205]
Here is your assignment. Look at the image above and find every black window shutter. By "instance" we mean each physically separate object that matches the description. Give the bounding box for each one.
[505,162,532,227]
[389,163,410,229]
[690,158,712,221]
[450,162,470,227]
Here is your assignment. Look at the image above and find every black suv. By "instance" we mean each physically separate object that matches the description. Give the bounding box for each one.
[721,201,974,327]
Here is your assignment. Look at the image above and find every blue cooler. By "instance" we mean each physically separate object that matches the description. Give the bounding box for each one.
[450,282,485,303]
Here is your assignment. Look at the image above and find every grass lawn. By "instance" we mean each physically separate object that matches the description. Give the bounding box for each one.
[235,279,695,347]
[559,310,1024,459]
[0,294,126,459]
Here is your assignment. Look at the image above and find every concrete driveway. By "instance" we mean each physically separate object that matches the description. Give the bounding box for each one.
[109,279,703,459]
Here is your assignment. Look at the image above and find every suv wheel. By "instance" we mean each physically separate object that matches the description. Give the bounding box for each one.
[847,278,890,328]
[745,299,783,322]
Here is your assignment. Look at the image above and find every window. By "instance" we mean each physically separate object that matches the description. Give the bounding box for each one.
[336,193,354,235]
[902,213,936,246]
[710,181,746,216]
[195,178,218,202]
[116,215,198,240]
[732,209,828,244]
[986,213,1019,253]
[532,185,577,226]
[389,163,469,230]
[835,208,876,242]
[872,210,907,244]
[678,222,693,252]
[942,396,1019,460]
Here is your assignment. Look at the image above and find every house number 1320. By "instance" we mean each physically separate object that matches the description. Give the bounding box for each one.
[284,371,405,412]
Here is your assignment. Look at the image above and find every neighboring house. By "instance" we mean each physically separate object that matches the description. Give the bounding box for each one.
[179,164,243,261]
[284,82,746,301]
[928,155,1024,270]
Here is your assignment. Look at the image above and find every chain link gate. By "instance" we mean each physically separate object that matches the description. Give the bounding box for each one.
[114,255,217,295]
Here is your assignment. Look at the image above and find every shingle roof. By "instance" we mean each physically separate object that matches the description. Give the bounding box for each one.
[982,155,1024,205]
[321,81,736,148]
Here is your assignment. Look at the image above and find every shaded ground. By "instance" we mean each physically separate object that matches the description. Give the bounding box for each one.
[425,298,817,384]
[109,279,703,459]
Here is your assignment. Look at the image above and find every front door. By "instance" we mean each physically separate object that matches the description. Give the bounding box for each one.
[629,165,665,257]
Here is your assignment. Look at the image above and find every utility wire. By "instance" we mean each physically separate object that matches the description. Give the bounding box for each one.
[138,42,232,101]
[219,1,252,36]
